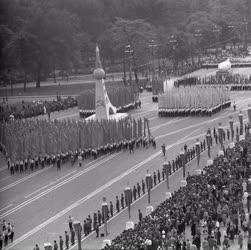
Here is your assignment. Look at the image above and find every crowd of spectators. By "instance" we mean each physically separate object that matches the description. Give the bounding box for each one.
[0,96,77,122]
[0,219,14,249]
[102,128,251,249]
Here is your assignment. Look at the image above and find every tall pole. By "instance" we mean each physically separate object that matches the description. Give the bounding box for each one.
[194,30,202,64]
[73,221,82,250]
[123,50,127,86]
[243,19,248,51]
[169,35,177,73]
[146,171,152,204]
[102,197,108,236]
[125,45,133,86]
[124,186,132,219]
[229,116,234,141]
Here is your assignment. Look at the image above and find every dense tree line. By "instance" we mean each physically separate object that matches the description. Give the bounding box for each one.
[0,0,250,88]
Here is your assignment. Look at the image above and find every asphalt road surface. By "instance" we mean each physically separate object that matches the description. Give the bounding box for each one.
[0,89,251,250]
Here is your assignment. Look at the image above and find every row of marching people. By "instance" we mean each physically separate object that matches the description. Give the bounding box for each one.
[7,136,156,175]
[158,101,231,117]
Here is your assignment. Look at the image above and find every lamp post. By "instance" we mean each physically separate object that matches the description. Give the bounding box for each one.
[195,139,201,167]
[238,111,244,135]
[149,40,157,83]
[169,35,177,73]
[212,25,221,59]
[242,19,248,51]
[125,45,133,86]
[229,116,234,141]
[218,123,224,149]
[101,197,109,236]
[180,150,185,178]
[145,171,152,204]
[227,24,235,51]
[163,161,170,190]
[206,130,212,158]
[194,29,202,64]
[124,186,132,219]
[73,221,82,250]
[248,105,251,126]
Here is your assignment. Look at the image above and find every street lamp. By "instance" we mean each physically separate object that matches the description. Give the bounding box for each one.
[180,150,185,178]
[124,186,132,219]
[169,35,177,72]
[73,221,82,250]
[125,45,133,86]
[194,29,202,64]
[195,139,201,167]
[149,40,157,82]
[145,170,152,204]
[238,111,244,135]
[212,25,221,58]
[229,116,234,141]
[227,24,235,51]
[163,160,170,190]
[101,197,109,236]
[242,19,248,51]
[218,123,224,149]
[206,129,212,158]
[248,105,251,126]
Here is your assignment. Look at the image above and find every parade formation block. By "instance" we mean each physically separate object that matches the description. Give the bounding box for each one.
[126,221,135,230]
[145,205,154,216]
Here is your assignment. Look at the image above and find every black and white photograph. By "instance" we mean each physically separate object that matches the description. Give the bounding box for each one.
[0,0,251,249]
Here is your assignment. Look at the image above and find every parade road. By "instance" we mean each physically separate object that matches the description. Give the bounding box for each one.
[1,89,251,250]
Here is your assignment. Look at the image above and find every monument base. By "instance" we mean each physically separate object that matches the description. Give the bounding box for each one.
[86,112,128,121]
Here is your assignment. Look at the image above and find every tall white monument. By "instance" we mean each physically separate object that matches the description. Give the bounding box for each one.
[88,46,127,121]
